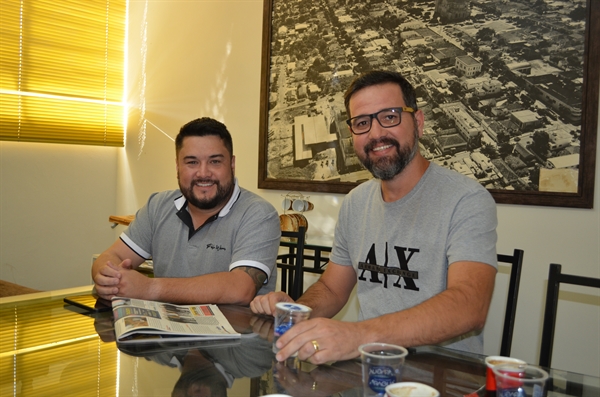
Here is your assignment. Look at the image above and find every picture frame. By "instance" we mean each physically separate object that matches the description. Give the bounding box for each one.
[258,0,598,208]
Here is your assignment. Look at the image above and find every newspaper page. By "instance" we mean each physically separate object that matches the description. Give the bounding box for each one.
[112,297,240,343]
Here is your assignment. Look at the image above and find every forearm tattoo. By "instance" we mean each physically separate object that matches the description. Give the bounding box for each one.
[236,266,267,293]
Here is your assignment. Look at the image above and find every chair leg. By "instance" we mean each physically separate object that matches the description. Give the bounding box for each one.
[539,264,561,368]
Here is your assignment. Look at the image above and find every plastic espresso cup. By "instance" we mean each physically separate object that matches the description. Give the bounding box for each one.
[359,343,408,397]
[485,356,526,394]
[493,363,548,397]
[385,382,439,397]
[273,302,311,356]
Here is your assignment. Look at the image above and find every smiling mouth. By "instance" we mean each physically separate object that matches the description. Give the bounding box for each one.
[194,180,215,188]
[371,144,393,152]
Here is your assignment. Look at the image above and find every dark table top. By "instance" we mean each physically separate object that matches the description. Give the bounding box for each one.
[1,287,598,397]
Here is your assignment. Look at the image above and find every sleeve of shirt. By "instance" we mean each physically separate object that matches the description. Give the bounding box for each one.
[330,193,353,267]
[447,187,498,269]
[228,200,281,281]
[120,192,161,260]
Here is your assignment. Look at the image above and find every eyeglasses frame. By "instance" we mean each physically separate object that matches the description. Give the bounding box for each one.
[346,107,416,135]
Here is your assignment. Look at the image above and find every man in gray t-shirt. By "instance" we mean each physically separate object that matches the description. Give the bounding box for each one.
[251,71,498,363]
[92,118,280,305]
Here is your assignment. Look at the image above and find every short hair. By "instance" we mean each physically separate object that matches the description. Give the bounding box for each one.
[175,117,233,157]
[343,70,418,118]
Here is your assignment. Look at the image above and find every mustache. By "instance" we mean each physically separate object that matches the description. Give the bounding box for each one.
[364,137,400,154]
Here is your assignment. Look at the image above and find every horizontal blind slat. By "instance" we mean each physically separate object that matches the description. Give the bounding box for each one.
[0,0,126,147]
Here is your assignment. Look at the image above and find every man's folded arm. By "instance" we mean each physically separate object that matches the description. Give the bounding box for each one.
[145,266,267,305]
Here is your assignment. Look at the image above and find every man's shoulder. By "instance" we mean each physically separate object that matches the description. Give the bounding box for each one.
[236,188,278,213]
[427,163,490,194]
[146,189,182,206]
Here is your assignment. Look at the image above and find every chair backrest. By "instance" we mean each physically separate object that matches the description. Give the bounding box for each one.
[496,249,524,357]
[539,263,600,368]
[276,226,306,300]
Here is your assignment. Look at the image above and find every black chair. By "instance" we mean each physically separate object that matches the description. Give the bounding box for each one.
[276,226,306,300]
[539,263,600,368]
[496,249,525,357]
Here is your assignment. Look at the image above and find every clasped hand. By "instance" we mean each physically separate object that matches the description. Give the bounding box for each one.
[94,259,150,300]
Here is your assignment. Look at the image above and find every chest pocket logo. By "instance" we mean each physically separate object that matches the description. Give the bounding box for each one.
[206,243,227,251]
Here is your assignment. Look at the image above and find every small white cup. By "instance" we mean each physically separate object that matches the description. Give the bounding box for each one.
[291,199,306,212]
[385,382,439,397]
[485,356,526,394]
[282,198,293,211]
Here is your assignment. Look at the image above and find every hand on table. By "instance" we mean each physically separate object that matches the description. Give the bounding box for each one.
[274,317,364,364]
[112,261,154,299]
[249,291,294,315]
[93,259,132,300]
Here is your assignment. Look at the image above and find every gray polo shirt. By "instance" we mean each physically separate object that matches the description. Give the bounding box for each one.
[120,180,281,295]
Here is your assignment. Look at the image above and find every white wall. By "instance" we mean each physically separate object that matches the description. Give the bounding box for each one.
[1,0,597,378]
[0,141,118,289]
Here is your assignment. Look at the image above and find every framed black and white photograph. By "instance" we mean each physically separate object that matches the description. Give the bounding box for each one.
[258,0,598,208]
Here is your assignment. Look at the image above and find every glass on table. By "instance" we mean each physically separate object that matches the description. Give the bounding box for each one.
[485,355,527,395]
[493,363,549,397]
[273,302,311,356]
[359,343,408,397]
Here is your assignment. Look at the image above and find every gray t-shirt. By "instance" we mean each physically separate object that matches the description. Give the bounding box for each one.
[330,163,498,353]
[121,181,281,295]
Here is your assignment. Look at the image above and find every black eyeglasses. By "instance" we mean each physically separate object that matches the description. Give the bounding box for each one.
[346,107,415,135]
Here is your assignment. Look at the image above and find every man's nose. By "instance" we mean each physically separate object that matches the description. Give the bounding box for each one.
[195,163,211,177]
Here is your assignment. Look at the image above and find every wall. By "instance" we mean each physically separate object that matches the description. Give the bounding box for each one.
[0,141,118,289]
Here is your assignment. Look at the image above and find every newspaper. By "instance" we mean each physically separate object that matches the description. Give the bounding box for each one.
[112,297,240,343]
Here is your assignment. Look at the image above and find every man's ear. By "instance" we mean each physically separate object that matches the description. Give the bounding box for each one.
[415,109,425,137]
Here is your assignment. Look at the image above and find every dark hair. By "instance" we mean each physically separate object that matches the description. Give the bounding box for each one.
[175,117,233,157]
[343,70,418,118]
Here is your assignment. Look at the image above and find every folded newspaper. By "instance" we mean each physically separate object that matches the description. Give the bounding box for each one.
[112,297,241,343]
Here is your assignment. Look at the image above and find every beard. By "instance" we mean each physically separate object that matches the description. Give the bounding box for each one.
[178,172,235,210]
[359,127,420,181]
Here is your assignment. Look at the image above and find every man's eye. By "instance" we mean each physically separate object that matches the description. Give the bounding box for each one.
[383,114,399,123]
[354,119,369,127]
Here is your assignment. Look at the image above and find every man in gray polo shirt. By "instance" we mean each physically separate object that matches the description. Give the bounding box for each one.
[92,117,280,305]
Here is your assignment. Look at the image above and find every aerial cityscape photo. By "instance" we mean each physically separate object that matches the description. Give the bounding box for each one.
[262,0,588,194]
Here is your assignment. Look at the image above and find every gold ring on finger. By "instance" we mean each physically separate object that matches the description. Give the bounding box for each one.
[311,340,320,352]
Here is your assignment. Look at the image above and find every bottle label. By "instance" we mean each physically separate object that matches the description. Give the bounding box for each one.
[497,388,525,397]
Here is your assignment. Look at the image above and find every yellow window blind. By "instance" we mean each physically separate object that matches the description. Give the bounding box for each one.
[0,0,126,147]
[0,297,118,396]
